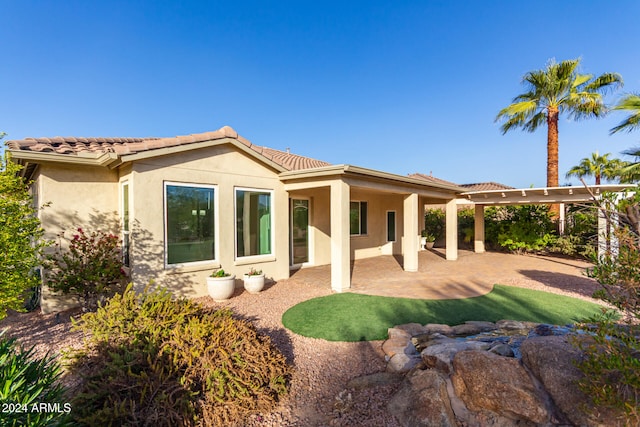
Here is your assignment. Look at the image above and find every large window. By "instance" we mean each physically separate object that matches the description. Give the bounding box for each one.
[350,201,368,235]
[236,188,273,258]
[165,183,216,266]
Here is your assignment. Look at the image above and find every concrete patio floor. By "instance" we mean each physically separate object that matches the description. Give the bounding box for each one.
[288,249,600,301]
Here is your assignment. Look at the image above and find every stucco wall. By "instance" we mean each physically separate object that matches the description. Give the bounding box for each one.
[36,163,120,313]
[349,189,404,259]
[127,145,290,297]
[289,187,406,266]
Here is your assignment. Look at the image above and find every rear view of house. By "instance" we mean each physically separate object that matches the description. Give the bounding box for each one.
[7,126,463,313]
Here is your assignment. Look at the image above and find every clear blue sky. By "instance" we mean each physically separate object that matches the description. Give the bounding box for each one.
[2,0,640,188]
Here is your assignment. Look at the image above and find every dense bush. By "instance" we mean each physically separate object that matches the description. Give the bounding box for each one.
[485,205,557,253]
[46,228,126,311]
[423,208,445,242]
[0,332,70,426]
[0,152,49,319]
[573,210,640,422]
[68,285,291,426]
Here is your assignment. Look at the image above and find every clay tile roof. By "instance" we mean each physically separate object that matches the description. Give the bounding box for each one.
[460,182,515,191]
[6,126,331,172]
[408,172,460,187]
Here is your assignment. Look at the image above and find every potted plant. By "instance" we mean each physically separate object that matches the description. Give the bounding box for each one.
[243,267,265,294]
[206,268,236,301]
[424,233,436,249]
[421,230,436,249]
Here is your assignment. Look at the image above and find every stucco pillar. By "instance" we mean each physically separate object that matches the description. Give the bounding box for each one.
[330,180,351,291]
[445,198,458,260]
[474,204,485,253]
[403,193,419,272]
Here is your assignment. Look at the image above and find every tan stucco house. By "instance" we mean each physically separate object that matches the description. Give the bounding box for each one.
[7,126,465,312]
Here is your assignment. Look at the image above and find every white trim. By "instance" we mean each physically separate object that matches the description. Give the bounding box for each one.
[234,186,276,261]
[386,210,397,242]
[163,181,219,269]
[290,197,312,267]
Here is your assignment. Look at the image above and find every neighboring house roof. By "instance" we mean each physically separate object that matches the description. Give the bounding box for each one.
[6,126,330,172]
[409,173,513,192]
[459,182,514,191]
[408,172,460,187]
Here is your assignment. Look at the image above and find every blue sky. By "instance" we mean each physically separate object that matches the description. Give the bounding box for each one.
[2,0,640,188]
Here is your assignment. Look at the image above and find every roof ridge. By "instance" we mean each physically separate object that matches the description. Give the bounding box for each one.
[6,126,331,171]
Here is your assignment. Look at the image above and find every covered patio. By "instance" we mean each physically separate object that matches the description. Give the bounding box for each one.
[287,249,599,301]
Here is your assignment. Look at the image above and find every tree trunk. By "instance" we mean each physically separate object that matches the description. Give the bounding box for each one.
[547,107,560,218]
[595,174,601,185]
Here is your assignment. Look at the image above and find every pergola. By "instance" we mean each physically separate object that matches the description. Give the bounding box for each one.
[459,184,634,254]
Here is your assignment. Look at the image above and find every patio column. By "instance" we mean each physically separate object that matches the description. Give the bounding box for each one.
[403,193,419,272]
[445,198,458,260]
[474,204,485,253]
[330,180,351,292]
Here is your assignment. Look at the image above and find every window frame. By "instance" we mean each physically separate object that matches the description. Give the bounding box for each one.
[120,181,130,267]
[234,186,276,262]
[386,210,396,242]
[350,200,368,236]
[163,181,219,269]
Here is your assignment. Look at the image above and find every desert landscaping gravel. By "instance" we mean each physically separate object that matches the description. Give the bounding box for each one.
[0,253,603,426]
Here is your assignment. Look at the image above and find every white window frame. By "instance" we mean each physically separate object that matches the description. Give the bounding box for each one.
[350,200,368,236]
[164,181,219,269]
[234,186,276,263]
[386,210,396,242]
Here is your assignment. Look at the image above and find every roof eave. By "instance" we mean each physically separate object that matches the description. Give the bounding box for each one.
[7,149,119,167]
[280,164,464,194]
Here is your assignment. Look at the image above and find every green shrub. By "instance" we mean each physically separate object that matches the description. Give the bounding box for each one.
[573,310,639,424]
[573,223,640,422]
[0,332,70,426]
[485,205,557,253]
[68,285,291,426]
[0,152,50,319]
[423,208,445,242]
[46,228,126,311]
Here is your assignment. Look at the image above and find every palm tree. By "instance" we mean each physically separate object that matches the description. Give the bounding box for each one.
[565,151,628,185]
[610,94,640,134]
[496,58,623,191]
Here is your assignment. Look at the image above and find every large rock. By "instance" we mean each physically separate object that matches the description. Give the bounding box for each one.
[451,350,550,424]
[388,369,457,427]
[520,335,623,426]
[387,353,422,373]
[421,340,491,374]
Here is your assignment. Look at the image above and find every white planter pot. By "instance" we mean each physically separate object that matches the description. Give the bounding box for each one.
[243,274,265,294]
[206,275,236,301]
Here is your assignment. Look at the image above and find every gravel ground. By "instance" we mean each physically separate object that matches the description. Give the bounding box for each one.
[0,255,603,426]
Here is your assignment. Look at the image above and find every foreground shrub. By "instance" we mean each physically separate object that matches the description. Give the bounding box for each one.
[0,152,49,319]
[46,228,126,311]
[574,225,640,422]
[68,285,291,426]
[573,310,639,424]
[0,332,70,426]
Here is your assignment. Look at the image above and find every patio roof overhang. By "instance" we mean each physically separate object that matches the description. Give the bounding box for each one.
[460,184,635,205]
[280,164,464,199]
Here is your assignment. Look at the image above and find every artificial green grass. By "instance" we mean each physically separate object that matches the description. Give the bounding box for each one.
[281,284,605,342]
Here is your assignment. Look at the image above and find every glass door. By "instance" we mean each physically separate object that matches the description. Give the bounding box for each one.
[291,199,309,265]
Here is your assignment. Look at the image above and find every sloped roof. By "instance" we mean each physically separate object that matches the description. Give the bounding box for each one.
[408,172,460,187]
[459,182,514,191]
[6,126,330,172]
